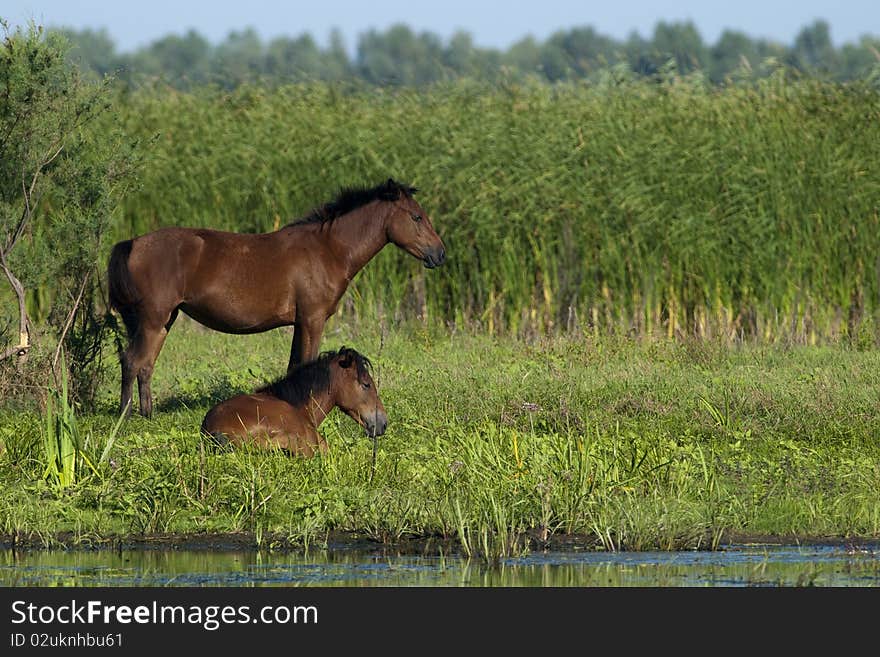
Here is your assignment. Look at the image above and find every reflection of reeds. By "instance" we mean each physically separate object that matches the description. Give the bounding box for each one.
[2,545,879,587]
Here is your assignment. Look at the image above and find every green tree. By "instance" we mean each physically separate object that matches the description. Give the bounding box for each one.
[624,30,658,77]
[264,31,352,82]
[837,36,880,79]
[791,20,837,73]
[546,26,619,78]
[266,34,323,81]
[709,29,760,82]
[132,29,212,86]
[211,28,264,87]
[651,20,708,75]
[356,24,445,85]
[324,29,353,80]
[442,31,502,80]
[505,36,542,74]
[0,20,137,403]
[444,31,477,76]
[539,41,570,81]
[52,27,121,79]
[30,19,880,90]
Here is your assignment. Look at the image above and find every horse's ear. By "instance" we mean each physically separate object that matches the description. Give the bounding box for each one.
[337,352,353,369]
[378,178,402,201]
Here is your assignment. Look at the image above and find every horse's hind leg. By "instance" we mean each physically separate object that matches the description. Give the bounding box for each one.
[119,346,137,417]
[116,306,141,417]
[129,311,177,418]
[134,326,170,419]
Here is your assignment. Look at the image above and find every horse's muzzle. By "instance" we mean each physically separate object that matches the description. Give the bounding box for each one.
[365,413,388,438]
[423,247,446,269]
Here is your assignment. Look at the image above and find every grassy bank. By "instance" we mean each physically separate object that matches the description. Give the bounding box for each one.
[1,320,879,557]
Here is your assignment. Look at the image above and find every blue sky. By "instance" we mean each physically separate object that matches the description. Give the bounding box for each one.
[2,1,877,52]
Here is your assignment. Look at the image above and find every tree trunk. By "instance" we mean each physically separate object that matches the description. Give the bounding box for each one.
[0,251,30,363]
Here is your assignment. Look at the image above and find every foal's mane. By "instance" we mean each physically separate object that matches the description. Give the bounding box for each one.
[257,346,373,407]
[287,178,418,227]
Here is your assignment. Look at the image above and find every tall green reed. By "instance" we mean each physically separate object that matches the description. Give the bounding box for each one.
[42,353,126,489]
[42,363,79,489]
[66,73,880,343]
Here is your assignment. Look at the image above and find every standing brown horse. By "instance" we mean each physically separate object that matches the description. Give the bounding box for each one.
[108,178,445,418]
[201,347,386,457]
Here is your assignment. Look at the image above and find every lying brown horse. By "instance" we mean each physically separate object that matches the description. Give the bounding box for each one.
[201,347,386,456]
[108,178,445,417]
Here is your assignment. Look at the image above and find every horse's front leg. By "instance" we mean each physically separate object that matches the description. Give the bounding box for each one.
[288,317,326,372]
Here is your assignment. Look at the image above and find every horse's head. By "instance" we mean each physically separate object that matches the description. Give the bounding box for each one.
[381,179,446,269]
[331,347,387,438]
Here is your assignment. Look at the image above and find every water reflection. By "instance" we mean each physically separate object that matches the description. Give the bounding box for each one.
[1,544,879,587]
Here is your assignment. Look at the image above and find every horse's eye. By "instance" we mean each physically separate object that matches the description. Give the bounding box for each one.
[411,213,422,222]
[361,381,371,389]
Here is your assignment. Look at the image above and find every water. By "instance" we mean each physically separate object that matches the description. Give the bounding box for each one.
[2,544,879,586]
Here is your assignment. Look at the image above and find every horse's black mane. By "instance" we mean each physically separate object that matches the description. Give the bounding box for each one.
[257,346,373,406]
[288,178,417,227]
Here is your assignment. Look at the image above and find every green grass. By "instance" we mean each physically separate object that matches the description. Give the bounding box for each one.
[5,72,880,563]
[1,318,879,557]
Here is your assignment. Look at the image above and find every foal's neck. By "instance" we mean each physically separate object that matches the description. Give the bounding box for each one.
[326,201,390,281]
[304,385,335,429]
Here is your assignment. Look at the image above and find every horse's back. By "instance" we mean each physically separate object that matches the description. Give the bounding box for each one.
[130,226,271,263]
[125,226,295,326]
[127,226,204,273]
[201,392,319,454]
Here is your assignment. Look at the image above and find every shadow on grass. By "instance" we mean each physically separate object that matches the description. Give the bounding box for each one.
[155,380,249,413]
[86,378,255,418]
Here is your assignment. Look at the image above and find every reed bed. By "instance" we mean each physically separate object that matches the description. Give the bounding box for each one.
[88,72,880,343]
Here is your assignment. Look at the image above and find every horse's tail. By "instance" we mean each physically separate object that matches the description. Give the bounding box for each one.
[107,239,141,337]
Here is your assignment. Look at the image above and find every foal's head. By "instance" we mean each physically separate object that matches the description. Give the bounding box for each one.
[328,347,387,438]
[258,347,387,438]
[378,179,446,269]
